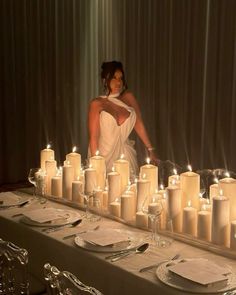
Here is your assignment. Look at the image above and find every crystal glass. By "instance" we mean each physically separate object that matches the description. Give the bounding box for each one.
[28,168,40,196]
[28,168,47,204]
[83,192,101,222]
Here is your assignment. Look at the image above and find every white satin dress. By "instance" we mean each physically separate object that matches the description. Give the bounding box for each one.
[88,94,139,176]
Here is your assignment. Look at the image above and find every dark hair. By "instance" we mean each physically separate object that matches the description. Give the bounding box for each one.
[101,61,128,94]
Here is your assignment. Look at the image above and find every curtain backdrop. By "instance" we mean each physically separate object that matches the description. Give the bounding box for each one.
[1,0,236,184]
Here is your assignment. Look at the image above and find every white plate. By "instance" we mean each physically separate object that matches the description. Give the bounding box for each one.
[74,229,144,253]
[20,209,81,227]
[156,260,236,294]
[0,192,30,208]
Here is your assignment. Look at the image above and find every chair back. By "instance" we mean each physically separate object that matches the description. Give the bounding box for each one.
[0,238,29,295]
[44,263,103,295]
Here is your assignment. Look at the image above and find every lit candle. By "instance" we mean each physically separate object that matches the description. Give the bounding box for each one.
[114,154,129,193]
[110,199,121,218]
[121,191,136,221]
[158,184,166,199]
[136,211,148,228]
[136,175,150,212]
[107,169,121,204]
[140,158,158,194]
[219,177,236,221]
[66,146,81,180]
[40,144,54,170]
[183,201,197,236]
[62,163,74,200]
[89,151,106,189]
[72,180,84,204]
[45,160,57,195]
[230,221,236,251]
[84,165,97,195]
[197,205,211,241]
[168,168,180,188]
[199,194,208,210]
[166,185,182,232]
[210,178,219,201]
[211,191,230,247]
[51,175,62,198]
[180,165,200,209]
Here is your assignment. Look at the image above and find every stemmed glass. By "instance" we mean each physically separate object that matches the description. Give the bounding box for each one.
[28,168,40,197]
[28,168,47,204]
[83,192,101,222]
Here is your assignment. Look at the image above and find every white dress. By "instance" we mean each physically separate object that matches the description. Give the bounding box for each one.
[88,93,139,176]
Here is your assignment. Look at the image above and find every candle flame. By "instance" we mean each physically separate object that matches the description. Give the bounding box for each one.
[128,180,131,186]
[142,173,146,179]
[155,188,158,193]
[160,184,164,190]
[72,146,77,152]
[135,178,138,183]
[77,176,80,180]
[112,166,115,172]
[173,168,177,175]
[234,233,236,239]
[50,156,54,160]
[225,171,230,178]
[187,164,192,172]
[120,154,124,159]
[146,157,150,164]
[214,177,219,184]
[206,199,210,204]
[105,186,108,191]
[219,189,223,196]
[97,186,100,190]
[202,204,206,211]
[89,164,92,168]
[163,192,166,199]
[95,150,99,156]
[115,198,119,202]
[187,200,191,207]
[46,144,51,149]
[171,179,176,186]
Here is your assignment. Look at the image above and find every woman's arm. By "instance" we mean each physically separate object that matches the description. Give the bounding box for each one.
[122,92,159,164]
[88,99,101,156]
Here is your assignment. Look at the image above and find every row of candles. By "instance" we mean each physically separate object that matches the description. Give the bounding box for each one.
[39,145,236,251]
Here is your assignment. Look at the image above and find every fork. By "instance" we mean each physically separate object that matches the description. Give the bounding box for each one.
[139,253,180,272]
[62,225,100,240]
[42,219,82,233]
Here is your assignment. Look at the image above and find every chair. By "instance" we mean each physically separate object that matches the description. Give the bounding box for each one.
[0,238,46,295]
[44,263,103,295]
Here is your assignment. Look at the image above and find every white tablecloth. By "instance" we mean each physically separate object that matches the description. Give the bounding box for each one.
[0,191,236,295]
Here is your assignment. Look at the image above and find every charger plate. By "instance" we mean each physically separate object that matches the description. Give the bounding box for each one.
[0,192,30,208]
[156,260,236,293]
[74,229,144,253]
[20,209,81,227]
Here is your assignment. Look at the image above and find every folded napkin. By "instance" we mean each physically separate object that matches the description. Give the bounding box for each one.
[168,258,231,286]
[23,208,69,223]
[79,229,130,247]
[0,192,21,206]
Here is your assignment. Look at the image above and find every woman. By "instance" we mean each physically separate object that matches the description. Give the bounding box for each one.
[88,61,158,175]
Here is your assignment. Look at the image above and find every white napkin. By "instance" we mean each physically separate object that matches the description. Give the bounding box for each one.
[0,192,20,206]
[168,258,231,286]
[79,229,130,247]
[23,208,69,223]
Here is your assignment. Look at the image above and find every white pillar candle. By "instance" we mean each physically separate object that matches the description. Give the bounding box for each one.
[94,187,103,208]
[136,178,150,212]
[40,146,54,170]
[180,171,200,210]
[66,149,81,180]
[72,180,84,204]
[183,204,197,236]
[45,160,57,195]
[199,196,208,210]
[110,200,121,218]
[107,171,121,204]
[84,167,97,195]
[168,174,180,187]
[219,178,236,221]
[51,176,62,198]
[197,210,211,241]
[102,190,108,209]
[140,162,158,194]
[136,211,148,228]
[210,183,219,202]
[230,221,236,251]
[166,186,182,232]
[90,154,106,190]
[121,191,136,221]
[62,165,74,200]
[212,195,230,247]
[148,202,159,215]
[114,157,129,193]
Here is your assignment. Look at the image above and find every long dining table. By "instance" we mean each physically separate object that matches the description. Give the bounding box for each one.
[1,190,236,295]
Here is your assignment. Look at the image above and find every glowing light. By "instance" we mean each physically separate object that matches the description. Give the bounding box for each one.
[89,164,92,168]
[214,177,219,184]
[72,146,77,152]
[46,144,51,149]
[171,179,176,186]
[120,154,124,159]
[225,171,230,178]
[173,168,177,175]
[219,189,223,196]
[95,150,99,156]
[146,157,150,164]
[187,200,192,207]
[187,164,192,172]
[142,173,146,179]
[112,166,115,172]
[202,204,206,211]
[155,188,158,193]
[160,184,164,190]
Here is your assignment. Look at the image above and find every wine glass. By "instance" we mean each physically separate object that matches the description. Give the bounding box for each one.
[28,168,40,196]
[83,191,101,222]
[28,168,47,204]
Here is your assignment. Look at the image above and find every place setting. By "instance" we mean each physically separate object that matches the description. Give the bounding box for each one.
[0,191,31,209]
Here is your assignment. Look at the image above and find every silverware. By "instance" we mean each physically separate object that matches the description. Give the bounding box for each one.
[12,213,24,218]
[62,225,100,240]
[111,243,149,262]
[42,219,82,233]
[139,253,180,273]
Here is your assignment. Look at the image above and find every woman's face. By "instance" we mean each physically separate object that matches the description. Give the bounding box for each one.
[109,70,123,94]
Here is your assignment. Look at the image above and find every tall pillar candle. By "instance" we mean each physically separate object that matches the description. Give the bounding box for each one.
[140,161,158,194]
[114,157,129,193]
[66,149,81,180]
[72,180,84,204]
[211,195,230,247]
[180,171,200,209]
[209,183,219,202]
[40,146,54,170]
[168,174,180,188]
[62,164,74,200]
[230,221,236,251]
[45,160,57,195]
[197,210,211,241]
[182,204,197,236]
[166,186,182,232]
[51,176,62,197]
[121,191,136,222]
[90,154,106,189]
[84,166,97,195]
[136,178,150,212]
[107,171,121,205]
[219,178,236,221]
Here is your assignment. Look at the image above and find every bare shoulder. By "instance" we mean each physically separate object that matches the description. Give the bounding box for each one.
[89,97,104,111]
[121,90,138,107]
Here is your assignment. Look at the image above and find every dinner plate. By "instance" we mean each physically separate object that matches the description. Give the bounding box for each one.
[0,192,30,208]
[74,229,144,253]
[20,209,82,227]
[156,260,236,293]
